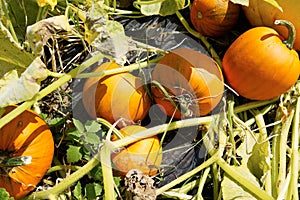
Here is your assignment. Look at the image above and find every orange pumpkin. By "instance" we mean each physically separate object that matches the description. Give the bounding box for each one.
[0,106,54,199]
[242,0,300,50]
[82,62,151,126]
[190,0,240,37]
[151,48,224,119]
[222,20,300,100]
[111,125,162,176]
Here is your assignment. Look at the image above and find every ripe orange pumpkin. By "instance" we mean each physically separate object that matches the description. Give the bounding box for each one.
[0,106,54,199]
[111,125,162,176]
[151,48,224,119]
[242,0,300,50]
[222,20,300,100]
[190,0,240,37]
[82,62,151,126]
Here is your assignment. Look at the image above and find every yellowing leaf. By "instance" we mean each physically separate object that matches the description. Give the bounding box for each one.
[0,22,35,77]
[236,130,257,165]
[0,57,48,107]
[222,165,259,200]
[140,3,162,16]
[36,0,57,10]
[230,0,249,6]
[247,141,271,180]
[84,2,129,63]
[26,15,71,55]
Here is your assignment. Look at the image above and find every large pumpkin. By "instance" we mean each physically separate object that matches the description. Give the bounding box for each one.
[222,20,300,100]
[0,106,54,199]
[190,0,240,37]
[242,0,300,50]
[151,48,224,119]
[82,62,151,126]
[111,125,162,176]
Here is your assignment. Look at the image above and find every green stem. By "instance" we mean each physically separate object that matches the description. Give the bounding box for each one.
[234,98,279,114]
[1,0,18,43]
[212,163,219,200]
[270,109,282,198]
[156,152,219,195]
[23,156,100,199]
[227,98,237,165]
[0,52,105,129]
[251,108,272,195]
[288,97,299,199]
[175,11,222,67]
[112,116,213,149]
[101,144,115,200]
[277,109,294,194]
[195,167,210,200]
[46,165,81,174]
[274,20,296,50]
[76,56,161,78]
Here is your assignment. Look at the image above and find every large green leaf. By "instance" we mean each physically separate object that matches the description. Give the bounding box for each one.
[0,22,34,77]
[4,0,40,42]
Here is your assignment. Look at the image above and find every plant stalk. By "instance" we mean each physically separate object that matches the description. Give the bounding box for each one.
[288,96,299,199]
[175,11,222,67]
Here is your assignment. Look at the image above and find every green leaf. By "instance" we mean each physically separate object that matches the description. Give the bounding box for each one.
[140,2,161,16]
[90,164,103,181]
[67,145,83,163]
[2,0,40,42]
[0,188,14,200]
[139,0,185,16]
[73,119,85,134]
[84,132,101,145]
[85,120,102,133]
[0,22,35,77]
[159,0,186,16]
[73,181,83,200]
[247,141,271,180]
[222,165,259,200]
[85,183,103,200]
[0,57,48,107]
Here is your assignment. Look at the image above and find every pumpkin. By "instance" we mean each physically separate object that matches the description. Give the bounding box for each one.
[0,106,54,199]
[82,62,151,126]
[242,0,300,50]
[111,125,162,176]
[190,0,240,37]
[222,20,300,100]
[151,48,224,119]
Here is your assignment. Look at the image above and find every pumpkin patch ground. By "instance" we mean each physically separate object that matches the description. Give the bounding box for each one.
[0,0,299,200]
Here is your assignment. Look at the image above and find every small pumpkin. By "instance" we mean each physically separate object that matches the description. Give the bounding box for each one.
[222,20,300,100]
[82,62,151,126]
[111,125,162,176]
[190,0,240,37]
[0,106,54,199]
[242,0,300,50]
[151,48,224,119]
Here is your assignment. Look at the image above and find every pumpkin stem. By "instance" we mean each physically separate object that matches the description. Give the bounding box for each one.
[274,20,296,50]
